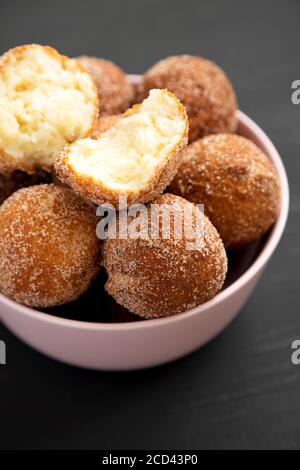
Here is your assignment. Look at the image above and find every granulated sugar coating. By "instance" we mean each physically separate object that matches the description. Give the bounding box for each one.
[103,193,227,319]
[0,184,102,308]
[91,115,120,139]
[169,134,281,248]
[138,55,237,142]
[77,56,134,116]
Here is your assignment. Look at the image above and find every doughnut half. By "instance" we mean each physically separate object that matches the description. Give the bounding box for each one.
[0,44,98,173]
[55,89,189,206]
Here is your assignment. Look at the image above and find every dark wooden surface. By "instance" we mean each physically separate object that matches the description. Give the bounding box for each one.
[0,0,299,450]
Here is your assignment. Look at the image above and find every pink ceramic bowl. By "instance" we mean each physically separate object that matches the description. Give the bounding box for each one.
[0,76,289,370]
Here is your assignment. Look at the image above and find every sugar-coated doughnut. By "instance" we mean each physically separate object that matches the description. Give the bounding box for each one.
[0,184,102,307]
[0,168,51,205]
[138,55,237,142]
[77,56,133,116]
[169,134,280,248]
[103,193,227,318]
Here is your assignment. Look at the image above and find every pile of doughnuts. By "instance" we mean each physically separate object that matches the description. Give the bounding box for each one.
[0,45,280,319]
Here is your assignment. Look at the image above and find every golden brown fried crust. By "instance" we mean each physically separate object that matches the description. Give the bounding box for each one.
[91,115,120,139]
[54,90,189,207]
[77,56,134,116]
[169,134,281,249]
[0,184,102,308]
[103,193,227,318]
[0,45,99,174]
[138,55,237,142]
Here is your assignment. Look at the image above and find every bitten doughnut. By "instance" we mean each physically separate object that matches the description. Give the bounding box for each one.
[91,115,120,139]
[0,44,98,173]
[138,55,237,142]
[169,134,281,248]
[55,89,188,206]
[103,193,227,318]
[77,56,133,115]
[0,184,102,308]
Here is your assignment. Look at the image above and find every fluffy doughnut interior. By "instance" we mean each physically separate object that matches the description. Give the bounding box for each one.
[63,89,186,190]
[0,46,96,168]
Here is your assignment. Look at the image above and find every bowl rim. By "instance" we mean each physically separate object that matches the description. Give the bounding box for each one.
[0,102,289,332]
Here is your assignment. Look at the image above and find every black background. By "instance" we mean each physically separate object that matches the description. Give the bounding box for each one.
[0,0,299,450]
